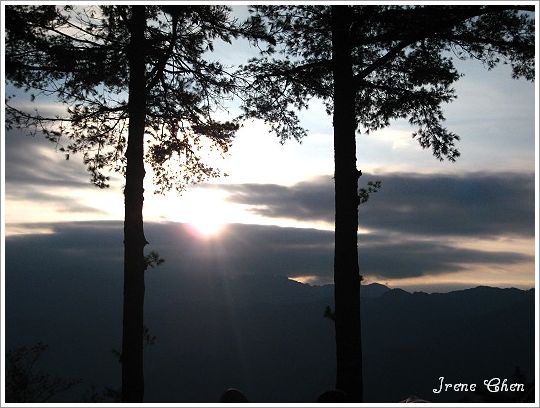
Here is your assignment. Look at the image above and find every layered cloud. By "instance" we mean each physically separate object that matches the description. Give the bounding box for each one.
[5,128,91,189]
[221,172,535,238]
[5,221,533,284]
[4,128,535,286]
[5,128,124,221]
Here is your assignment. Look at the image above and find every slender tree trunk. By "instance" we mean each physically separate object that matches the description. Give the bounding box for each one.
[331,5,363,402]
[122,5,147,403]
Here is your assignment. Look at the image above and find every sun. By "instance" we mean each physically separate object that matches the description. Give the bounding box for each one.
[188,211,225,236]
[182,188,227,237]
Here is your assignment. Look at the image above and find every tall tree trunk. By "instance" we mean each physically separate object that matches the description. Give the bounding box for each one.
[331,5,363,402]
[122,5,147,403]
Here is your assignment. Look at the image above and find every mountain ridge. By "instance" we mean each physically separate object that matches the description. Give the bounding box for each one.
[5,256,534,403]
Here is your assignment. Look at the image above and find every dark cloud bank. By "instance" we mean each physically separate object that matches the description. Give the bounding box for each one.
[221,172,535,238]
[6,221,532,283]
[5,222,535,402]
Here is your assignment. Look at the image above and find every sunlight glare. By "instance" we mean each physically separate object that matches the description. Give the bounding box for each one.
[183,188,227,237]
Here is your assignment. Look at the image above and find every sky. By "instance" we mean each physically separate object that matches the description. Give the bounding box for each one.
[2,5,537,292]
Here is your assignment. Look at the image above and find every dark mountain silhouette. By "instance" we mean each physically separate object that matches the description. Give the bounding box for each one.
[361,286,534,402]
[361,282,391,298]
[5,250,533,402]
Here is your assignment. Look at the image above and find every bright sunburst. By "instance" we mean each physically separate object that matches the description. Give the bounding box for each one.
[189,211,225,236]
[182,188,227,237]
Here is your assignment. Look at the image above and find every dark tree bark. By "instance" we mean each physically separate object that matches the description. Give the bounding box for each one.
[331,5,363,402]
[122,5,147,403]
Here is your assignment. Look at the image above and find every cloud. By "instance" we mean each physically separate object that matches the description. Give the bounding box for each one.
[222,176,334,223]
[358,236,530,279]
[4,128,121,217]
[5,221,533,283]
[5,128,92,189]
[221,172,535,238]
[6,188,108,215]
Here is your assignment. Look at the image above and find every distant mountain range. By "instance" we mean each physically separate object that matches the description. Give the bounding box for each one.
[6,263,534,403]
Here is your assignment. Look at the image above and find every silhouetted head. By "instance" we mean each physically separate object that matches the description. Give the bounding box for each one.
[400,395,430,403]
[317,389,348,402]
[219,388,249,403]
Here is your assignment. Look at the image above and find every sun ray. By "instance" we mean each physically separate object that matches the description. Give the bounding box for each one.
[182,188,227,237]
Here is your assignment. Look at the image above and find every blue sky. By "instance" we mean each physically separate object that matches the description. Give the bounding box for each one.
[2,5,537,292]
